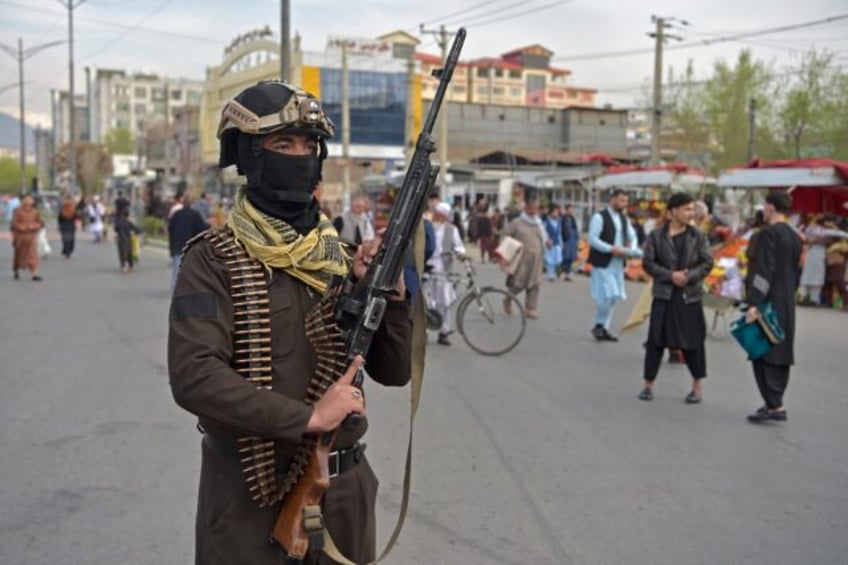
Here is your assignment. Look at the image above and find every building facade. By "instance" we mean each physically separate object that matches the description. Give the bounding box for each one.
[416,44,597,109]
[145,105,202,194]
[91,68,204,144]
[199,28,422,202]
[51,90,89,147]
[434,101,628,162]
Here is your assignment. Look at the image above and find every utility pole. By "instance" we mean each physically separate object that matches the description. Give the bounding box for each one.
[0,37,64,194]
[280,0,291,81]
[747,97,757,162]
[647,16,682,166]
[420,24,455,197]
[58,0,88,193]
[341,43,351,204]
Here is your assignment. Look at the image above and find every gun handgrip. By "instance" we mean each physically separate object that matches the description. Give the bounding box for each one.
[341,365,367,431]
[341,413,361,431]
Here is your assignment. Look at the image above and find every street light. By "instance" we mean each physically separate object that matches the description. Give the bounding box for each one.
[0,38,65,194]
[57,0,88,194]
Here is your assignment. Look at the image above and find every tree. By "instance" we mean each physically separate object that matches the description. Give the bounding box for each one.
[0,157,38,195]
[777,50,846,160]
[820,72,848,160]
[104,127,135,155]
[664,60,712,169]
[53,142,113,196]
[702,50,778,171]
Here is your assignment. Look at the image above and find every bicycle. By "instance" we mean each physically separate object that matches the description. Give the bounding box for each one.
[421,256,526,356]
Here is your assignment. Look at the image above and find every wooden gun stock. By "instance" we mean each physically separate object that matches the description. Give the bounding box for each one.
[272,432,336,559]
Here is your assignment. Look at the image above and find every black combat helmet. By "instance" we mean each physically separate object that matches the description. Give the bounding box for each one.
[217,80,335,172]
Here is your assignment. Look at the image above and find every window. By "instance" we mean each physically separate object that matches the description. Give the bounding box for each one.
[153,102,167,115]
[475,85,488,96]
[170,89,182,101]
[476,67,489,78]
[453,85,466,94]
[134,103,147,115]
[526,74,546,92]
[492,87,505,96]
[114,85,129,98]
[509,70,522,79]
[151,87,166,102]
[134,86,147,99]
[187,90,202,104]
[509,87,523,97]
[494,69,504,78]
[115,101,130,112]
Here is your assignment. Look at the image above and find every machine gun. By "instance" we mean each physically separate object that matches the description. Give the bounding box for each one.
[272,27,467,560]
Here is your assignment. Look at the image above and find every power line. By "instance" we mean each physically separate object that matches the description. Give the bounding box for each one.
[460,0,576,29]
[0,0,223,44]
[419,0,509,26]
[553,13,848,62]
[80,0,175,60]
[441,0,543,27]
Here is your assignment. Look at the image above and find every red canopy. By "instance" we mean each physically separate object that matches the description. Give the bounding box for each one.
[743,158,848,216]
[747,158,848,182]
[606,163,705,175]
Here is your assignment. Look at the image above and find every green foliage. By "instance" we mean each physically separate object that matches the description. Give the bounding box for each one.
[703,50,776,171]
[139,215,166,237]
[777,50,845,159]
[0,157,38,194]
[104,128,135,155]
[664,48,848,172]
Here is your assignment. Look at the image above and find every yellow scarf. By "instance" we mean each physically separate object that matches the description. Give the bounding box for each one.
[227,189,349,293]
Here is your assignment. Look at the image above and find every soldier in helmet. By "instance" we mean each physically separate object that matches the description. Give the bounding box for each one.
[167,81,412,564]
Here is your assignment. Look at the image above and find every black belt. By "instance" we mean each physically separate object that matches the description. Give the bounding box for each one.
[200,425,364,480]
[329,443,366,480]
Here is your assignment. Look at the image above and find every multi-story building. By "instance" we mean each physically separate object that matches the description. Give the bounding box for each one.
[198,30,616,204]
[145,105,202,193]
[51,90,89,146]
[91,69,204,144]
[34,127,54,190]
[416,44,597,109]
[200,28,420,202]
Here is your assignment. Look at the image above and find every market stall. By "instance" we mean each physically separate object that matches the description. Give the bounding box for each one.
[717,158,848,217]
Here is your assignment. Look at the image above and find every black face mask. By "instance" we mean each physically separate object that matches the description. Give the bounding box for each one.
[241,142,323,232]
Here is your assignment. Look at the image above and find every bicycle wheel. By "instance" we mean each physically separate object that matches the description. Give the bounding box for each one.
[456,287,526,356]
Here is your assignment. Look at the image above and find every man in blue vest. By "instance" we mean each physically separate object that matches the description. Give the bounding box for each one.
[588,188,642,341]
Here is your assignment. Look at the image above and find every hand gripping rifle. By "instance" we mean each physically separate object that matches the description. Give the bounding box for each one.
[272,28,467,561]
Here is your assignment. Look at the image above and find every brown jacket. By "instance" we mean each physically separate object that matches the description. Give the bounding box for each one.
[168,233,412,564]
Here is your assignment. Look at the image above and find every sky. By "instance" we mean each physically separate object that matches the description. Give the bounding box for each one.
[0,0,846,129]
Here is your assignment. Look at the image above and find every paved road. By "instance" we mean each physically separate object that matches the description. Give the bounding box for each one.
[1,237,846,565]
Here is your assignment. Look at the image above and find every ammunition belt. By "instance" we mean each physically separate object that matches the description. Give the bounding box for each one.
[202,227,351,508]
[200,227,283,507]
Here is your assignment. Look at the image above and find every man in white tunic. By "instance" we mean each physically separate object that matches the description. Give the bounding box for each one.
[588,188,642,341]
[427,202,466,345]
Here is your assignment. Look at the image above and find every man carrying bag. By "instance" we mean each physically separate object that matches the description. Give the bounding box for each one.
[742,191,802,424]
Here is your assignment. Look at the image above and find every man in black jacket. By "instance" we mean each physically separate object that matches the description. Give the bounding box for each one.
[168,192,209,289]
[744,191,802,423]
[639,193,714,403]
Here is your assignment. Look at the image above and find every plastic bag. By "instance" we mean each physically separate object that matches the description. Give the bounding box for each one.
[37,228,51,258]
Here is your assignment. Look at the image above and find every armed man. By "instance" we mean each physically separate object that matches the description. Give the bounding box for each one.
[168,80,412,564]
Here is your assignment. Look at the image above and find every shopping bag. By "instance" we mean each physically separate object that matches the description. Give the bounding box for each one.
[37,228,51,258]
[493,236,524,275]
[130,233,140,262]
[730,302,785,360]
